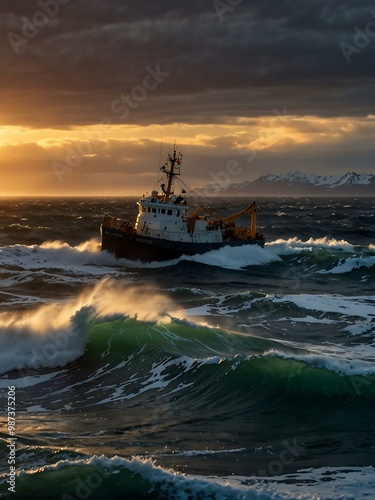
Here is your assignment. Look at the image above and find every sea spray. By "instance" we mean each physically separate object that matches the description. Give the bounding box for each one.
[1,197,374,499]
[0,278,186,374]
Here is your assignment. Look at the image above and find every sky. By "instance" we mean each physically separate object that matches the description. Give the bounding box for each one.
[0,0,375,196]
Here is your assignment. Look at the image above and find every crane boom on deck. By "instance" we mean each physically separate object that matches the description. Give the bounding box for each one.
[187,201,259,240]
[219,202,257,224]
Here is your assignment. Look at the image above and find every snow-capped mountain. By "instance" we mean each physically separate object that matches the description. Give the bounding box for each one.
[197,171,375,196]
[260,171,374,188]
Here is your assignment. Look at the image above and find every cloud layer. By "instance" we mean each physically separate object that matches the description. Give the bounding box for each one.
[2,0,375,128]
[1,1,374,194]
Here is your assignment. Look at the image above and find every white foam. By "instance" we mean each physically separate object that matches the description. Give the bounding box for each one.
[186,292,257,317]
[94,354,222,404]
[0,236,368,275]
[270,293,375,320]
[177,236,360,271]
[0,278,186,374]
[77,235,364,271]
[268,236,356,253]
[10,454,290,498]
[11,454,375,500]
[0,371,60,389]
[279,315,336,325]
[0,239,131,275]
[188,290,375,329]
[265,346,375,376]
[182,244,282,270]
[251,466,375,499]
[344,322,375,336]
[318,256,375,274]
[172,448,246,457]
[186,304,213,316]
[25,405,47,413]
[90,353,231,405]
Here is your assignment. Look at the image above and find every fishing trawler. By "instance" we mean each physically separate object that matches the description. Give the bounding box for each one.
[101,147,265,261]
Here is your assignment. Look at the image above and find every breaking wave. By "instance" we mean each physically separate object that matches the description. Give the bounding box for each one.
[1,236,373,273]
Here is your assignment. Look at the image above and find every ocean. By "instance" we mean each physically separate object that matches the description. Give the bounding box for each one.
[0,196,374,500]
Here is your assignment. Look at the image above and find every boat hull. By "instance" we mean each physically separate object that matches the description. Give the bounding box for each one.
[101,226,265,262]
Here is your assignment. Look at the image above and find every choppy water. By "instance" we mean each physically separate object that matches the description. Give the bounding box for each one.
[0,197,374,499]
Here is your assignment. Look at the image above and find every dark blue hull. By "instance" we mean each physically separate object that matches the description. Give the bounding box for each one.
[101,226,265,262]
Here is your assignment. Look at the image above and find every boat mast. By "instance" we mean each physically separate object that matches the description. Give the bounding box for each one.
[160,145,182,202]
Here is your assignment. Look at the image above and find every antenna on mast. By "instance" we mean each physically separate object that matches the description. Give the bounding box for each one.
[160,143,183,201]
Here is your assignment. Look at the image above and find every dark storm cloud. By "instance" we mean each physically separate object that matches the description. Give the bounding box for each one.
[1,0,375,127]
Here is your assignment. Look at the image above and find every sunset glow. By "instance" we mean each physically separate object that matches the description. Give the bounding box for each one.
[1,2,374,195]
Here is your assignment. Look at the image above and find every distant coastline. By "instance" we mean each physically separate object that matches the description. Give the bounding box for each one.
[195,171,375,197]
